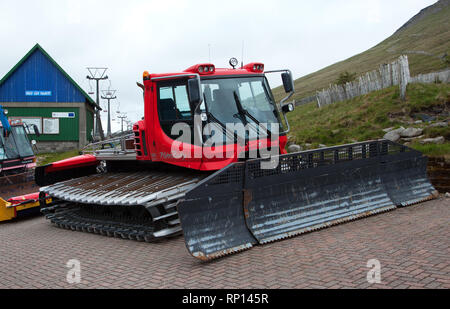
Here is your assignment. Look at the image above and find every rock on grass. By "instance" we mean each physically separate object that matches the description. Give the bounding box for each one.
[401,128,423,138]
[420,136,445,145]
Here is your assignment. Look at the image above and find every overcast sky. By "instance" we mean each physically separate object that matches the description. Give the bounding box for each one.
[0,0,437,133]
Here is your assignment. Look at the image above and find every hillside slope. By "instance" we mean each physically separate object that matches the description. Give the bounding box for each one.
[274,0,450,101]
[286,83,450,157]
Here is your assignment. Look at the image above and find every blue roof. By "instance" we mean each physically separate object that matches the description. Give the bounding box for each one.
[0,44,100,109]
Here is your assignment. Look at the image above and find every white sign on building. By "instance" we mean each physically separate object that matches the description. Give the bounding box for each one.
[43,118,60,134]
[52,112,76,118]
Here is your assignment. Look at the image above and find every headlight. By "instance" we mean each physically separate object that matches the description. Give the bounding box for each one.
[282,103,295,113]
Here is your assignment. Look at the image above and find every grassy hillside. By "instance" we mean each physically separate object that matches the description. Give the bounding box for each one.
[274,0,450,101]
[286,83,450,157]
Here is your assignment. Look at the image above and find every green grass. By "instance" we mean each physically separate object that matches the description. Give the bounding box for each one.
[411,142,450,157]
[287,83,450,157]
[273,1,450,102]
[37,150,80,166]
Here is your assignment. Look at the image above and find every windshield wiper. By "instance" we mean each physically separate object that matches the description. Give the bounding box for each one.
[202,94,238,143]
[206,111,238,143]
[233,91,272,138]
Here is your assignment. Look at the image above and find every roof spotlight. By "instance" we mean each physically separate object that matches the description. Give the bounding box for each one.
[229,57,238,69]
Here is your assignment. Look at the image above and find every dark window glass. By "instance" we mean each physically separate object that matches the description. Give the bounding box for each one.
[157,81,194,144]
[201,77,283,141]
[1,129,20,159]
[0,126,34,160]
[159,84,192,121]
[11,126,34,157]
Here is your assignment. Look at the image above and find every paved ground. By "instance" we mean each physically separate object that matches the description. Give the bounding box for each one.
[0,198,449,289]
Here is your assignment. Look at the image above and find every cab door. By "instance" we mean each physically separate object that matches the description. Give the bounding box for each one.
[153,79,203,170]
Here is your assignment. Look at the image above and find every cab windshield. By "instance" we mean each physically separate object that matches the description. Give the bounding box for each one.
[0,126,34,160]
[201,77,283,134]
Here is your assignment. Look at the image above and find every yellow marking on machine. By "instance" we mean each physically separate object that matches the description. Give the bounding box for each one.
[1,197,52,222]
[0,198,15,222]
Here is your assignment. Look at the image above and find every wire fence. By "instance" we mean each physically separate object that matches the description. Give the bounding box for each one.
[299,55,450,108]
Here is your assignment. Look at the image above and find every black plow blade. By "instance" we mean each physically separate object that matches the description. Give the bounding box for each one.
[244,155,397,244]
[178,140,437,261]
[177,163,257,261]
[380,152,438,206]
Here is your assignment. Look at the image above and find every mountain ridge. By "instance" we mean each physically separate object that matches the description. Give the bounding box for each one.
[275,0,450,101]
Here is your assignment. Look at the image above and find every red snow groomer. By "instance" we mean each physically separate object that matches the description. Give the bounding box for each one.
[36,60,437,261]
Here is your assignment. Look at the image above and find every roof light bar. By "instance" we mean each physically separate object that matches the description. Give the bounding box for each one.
[243,62,265,73]
[184,64,216,75]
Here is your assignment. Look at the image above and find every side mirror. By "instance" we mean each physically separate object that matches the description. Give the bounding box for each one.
[33,124,41,137]
[282,72,294,93]
[188,78,203,108]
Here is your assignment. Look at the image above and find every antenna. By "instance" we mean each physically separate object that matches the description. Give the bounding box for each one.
[241,41,245,68]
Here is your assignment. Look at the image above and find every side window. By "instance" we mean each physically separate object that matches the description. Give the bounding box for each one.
[159,84,192,121]
[158,81,194,143]
[160,87,174,100]
[174,86,191,116]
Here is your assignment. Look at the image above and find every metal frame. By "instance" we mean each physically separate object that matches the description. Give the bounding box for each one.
[264,69,295,135]
[152,73,201,86]
[82,134,136,160]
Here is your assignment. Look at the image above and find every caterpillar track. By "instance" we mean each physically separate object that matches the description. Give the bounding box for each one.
[40,171,205,241]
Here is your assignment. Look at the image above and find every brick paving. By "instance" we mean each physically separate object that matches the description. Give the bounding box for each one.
[0,197,448,289]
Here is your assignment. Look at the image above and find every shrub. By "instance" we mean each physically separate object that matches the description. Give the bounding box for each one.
[336,71,357,86]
